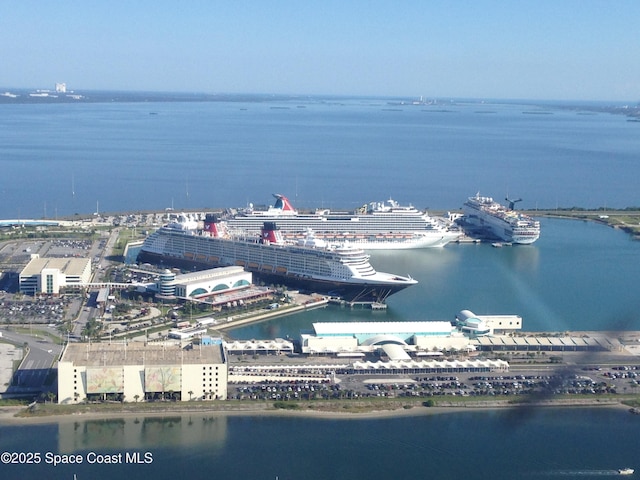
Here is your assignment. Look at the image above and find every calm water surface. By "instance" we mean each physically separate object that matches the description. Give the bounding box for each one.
[1,98,639,219]
[1,408,638,480]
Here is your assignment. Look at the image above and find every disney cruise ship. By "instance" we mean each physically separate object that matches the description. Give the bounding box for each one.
[462,193,540,244]
[223,194,460,250]
[137,214,417,303]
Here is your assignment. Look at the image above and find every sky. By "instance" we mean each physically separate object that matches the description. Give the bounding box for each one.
[2,0,639,101]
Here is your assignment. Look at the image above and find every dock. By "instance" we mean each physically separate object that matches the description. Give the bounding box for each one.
[328,298,387,310]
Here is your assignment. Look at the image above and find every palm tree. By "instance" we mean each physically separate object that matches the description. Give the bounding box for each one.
[134,394,140,403]
[188,390,194,401]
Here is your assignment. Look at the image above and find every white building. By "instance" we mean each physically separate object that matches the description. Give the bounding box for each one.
[300,321,472,356]
[156,266,252,299]
[58,342,228,403]
[19,256,92,295]
[455,309,522,335]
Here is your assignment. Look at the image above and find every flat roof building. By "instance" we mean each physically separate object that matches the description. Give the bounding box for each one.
[19,256,92,295]
[58,342,227,404]
[456,309,522,335]
[300,321,472,356]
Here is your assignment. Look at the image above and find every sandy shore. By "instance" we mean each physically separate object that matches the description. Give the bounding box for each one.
[0,398,631,426]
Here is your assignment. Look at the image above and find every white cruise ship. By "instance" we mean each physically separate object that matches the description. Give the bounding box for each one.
[223,194,460,250]
[137,215,417,303]
[462,194,540,244]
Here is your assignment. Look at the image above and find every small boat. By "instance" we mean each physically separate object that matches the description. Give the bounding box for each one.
[618,467,634,475]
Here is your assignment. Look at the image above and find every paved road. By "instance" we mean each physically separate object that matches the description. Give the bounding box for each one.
[0,328,61,394]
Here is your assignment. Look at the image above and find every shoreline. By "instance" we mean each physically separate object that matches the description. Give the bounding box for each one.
[0,398,632,426]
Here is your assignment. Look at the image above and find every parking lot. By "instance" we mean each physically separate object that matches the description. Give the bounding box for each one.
[226,349,640,402]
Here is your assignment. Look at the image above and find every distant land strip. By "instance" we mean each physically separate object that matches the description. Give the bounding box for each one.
[2,208,639,239]
[526,209,640,238]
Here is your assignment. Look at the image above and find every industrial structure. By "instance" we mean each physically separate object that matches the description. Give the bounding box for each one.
[57,342,228,404]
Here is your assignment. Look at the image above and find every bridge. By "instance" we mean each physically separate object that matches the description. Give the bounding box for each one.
[81,282,152,290]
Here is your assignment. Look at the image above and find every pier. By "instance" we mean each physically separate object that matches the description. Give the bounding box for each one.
[328,298,388,310]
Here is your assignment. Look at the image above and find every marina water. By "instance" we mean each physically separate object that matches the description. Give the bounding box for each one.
[1,95,639,478]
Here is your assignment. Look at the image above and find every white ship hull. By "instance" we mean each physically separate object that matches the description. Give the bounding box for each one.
[463,194,540,244]
[138,221,417,303]
[278,231,460,250]
[225,195,461,250]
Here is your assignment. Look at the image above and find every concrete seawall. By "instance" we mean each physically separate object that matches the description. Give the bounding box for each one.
[215,298,329,331]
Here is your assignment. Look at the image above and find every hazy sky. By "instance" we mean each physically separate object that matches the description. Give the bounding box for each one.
[3,0,639,101]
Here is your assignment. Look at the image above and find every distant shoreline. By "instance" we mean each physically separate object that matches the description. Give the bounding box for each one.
[7,207,637,239]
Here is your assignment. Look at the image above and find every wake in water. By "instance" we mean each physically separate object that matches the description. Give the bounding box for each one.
[535,470,627,476]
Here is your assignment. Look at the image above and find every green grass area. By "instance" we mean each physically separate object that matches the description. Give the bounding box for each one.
[532,210,640,236]
[112,228,144,257]
[0,399,31,407]
[10,392,640,419]
[10,327,63,346]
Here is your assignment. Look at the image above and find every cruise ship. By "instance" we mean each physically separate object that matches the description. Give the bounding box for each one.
[462,193,540,244]
[137,215,417,303]
[222,194,461,250]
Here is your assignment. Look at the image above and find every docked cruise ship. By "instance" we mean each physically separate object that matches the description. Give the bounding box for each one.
[462,194,540,244]
[223,194,461,250]
[137,215,417,303]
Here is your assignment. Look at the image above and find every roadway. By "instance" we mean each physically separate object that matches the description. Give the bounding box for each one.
[0,327,62,396]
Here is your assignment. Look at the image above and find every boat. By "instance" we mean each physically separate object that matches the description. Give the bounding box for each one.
[618,468,634,475]
[222,194,461,250]
[137,214,417,303]
[462,193,540,244]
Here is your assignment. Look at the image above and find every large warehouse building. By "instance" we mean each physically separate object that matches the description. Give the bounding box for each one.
[58,342,228,404]
[19,256,92,295]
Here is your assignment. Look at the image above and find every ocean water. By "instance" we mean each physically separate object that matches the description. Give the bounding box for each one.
[1,408,638,480]
[0,97,639,220]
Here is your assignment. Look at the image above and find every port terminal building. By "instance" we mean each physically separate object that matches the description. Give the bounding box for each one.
[57,342,228,404]
[300,321,474,356]
[455,309,523,336]
[298,311,523,357]
[151,266,274,308]
[153,266,252,299]
[19,256,92,295]
[474,334,623,352]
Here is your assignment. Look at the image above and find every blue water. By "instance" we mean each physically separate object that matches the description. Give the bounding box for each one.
[0,98,638,220]
[1,408,638,480]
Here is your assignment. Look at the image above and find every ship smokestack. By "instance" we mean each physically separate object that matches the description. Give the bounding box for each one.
[273,194,295,212]
[261,222,283,244]
[204,214,226,238]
